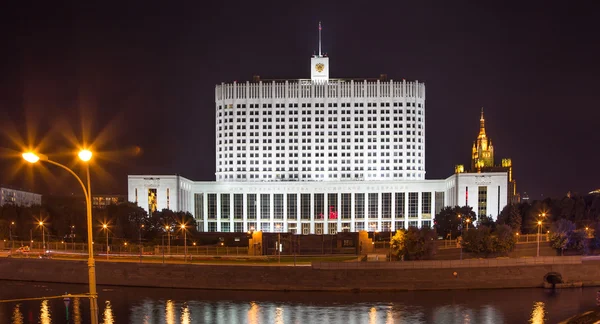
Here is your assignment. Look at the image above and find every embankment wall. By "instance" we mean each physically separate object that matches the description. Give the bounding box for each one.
[1,258,600,291]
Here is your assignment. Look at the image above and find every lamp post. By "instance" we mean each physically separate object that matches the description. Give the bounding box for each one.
[275,224,281,263]
[537,220,542,257]
[22,150,98,324]
[165,226,171,258]
[9,221,14,250]
[39,221,45,252]
[181,224,187,262]
[103,224,109,260]
[465,218,470,231]
[139,224,144,262]
[71,225,75,250]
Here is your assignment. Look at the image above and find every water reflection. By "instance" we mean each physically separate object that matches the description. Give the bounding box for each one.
[40,300,51,324]
[181,303,191,324]
[12,304,23,324]
[369,307,377,324]
[248,301,259,324]
[73,297,81,324]
[385,306,394,324]
[274,306,283,324]
[103,300,114,324]
[166,300,175,324]
[530,301,546,324]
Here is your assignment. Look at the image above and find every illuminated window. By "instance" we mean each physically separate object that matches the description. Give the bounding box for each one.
[382,193,392,219]
[408,192,418,218]
[220,194,230,219]
[194,193,204,220]
[247,194,257,220]
[368,193,378,219]
[478,186,487,217]
[395,193,405,218]
[207,194,217,219]
[234,194,243,219]
[341,193,351,219]
[274,194,283,219]
[354,193,365,219]
[314,194,324,220]
[421,192,431,218]
[260,194,270,219]
[287,194,297,220]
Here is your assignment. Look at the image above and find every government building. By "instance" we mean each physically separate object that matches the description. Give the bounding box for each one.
[128,26,510,234]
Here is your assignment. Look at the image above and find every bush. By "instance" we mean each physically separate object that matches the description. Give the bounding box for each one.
[391,227,437,261]
[461,225,516,256]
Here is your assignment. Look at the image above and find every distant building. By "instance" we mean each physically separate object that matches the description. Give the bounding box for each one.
[0,187,41,207]
[456,109,520,204]
[588,189,600,195]
[92,194,126,209]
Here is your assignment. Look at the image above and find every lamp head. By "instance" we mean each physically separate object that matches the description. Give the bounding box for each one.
[181,224,185,229]
[39,221,43,226]
[23,152,40,163]
[78,149,93,162]
[537,221,542,225]
[103,224,108,229]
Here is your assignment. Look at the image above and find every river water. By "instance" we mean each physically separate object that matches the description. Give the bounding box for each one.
[0,280,595,323]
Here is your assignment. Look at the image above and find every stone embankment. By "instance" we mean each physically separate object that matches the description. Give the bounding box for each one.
[1,256,600,291]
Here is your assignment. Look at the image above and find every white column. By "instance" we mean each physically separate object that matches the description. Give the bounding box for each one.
[216,193,221,232]
[203,194,208,232]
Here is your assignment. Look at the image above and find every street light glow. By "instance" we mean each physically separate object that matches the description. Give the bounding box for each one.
[39,221,43,226]
[181,224,185,229]
[538,221,542,225]
[23,152,40,163]
[103,224,108,229]
[78,149,93,162]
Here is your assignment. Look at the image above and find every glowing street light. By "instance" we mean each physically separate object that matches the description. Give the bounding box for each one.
[537,220,542,257]
[103,224,109,260]
[181,224,187,262]
[22,149,98,324]
[38,221,45,251]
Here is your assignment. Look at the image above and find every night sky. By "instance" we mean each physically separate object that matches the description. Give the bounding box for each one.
[1,1,599,199]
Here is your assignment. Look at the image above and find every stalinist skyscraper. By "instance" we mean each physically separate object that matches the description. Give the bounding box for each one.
[471,109,494,171]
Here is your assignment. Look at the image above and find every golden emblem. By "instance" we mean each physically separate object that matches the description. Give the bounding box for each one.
[315,63,325,73]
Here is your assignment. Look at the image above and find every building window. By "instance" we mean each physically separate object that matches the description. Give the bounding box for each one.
[395,193,405,218]
[234,222,244,232]
[355,193,365,219]
[288,222,297,234]
[287,194,297,220]
[422,220,432,228]
[261,222,271,232]
[341,193,351,219]
[208,222,217,232]
[274,194,283,219]
[315,223,324,234]
[395,220,405,230]
[408,221,418,228]
[327,193,338,220]
[207,194,217,219]
[247,194,257,220]
[382,193,391,219]
[408,192,418,218]
[368,193,378,219]
[234,194,243,219]
[221,222,230,232]
[435,192,445,217]
[382,221,391,232]
[166,188,170,210]
[148,189,157,216]
[421,192,431,219]
[301,194,311,220]
[314,193,324,220]
[478,186,488,217]
[260,194,271,219]
[355,222,365,231]
[220,194,230,219]
[194,193,204,220]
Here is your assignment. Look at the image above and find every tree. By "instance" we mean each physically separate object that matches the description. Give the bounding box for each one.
[461,225,516,256]
[550,219,575,255]
[390,227,437,261]
[495,224,516,254]
[497,204,522,232]
[477,214,495,230]
[434,207,460,240]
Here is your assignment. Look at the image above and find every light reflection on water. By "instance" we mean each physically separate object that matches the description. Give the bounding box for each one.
[530,301,547,324]
[1,283,596,324]
[40,300,50,324]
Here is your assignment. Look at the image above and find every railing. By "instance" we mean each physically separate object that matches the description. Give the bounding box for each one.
[312,255,587,270]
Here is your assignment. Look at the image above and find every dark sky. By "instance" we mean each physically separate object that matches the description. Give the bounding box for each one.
[1,1,599,199]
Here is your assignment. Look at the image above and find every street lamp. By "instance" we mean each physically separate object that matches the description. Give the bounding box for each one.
[537,220,542,257]
[22,150,98,324]
[465,218,471,231]
[139,224,144,262]
[9,221,14,250]
[39,221,45,251]
[165,226,171,258]
[71,225,75,250]
[181,224,187,262]
[103,224,109,260]
[275,224,281,263]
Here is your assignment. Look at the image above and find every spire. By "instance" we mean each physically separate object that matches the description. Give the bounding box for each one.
[479,107,486,136]
[318,21,322,57]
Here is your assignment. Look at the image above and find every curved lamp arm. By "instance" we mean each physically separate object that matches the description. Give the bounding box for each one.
[43,159,90,204]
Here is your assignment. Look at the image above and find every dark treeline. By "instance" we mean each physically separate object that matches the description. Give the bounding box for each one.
[0,196,198,246]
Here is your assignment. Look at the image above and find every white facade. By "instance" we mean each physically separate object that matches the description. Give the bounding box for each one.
[0,187,42,207]
[127,40,509,233]
[215,79,426,182]
[127,172,507,234]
